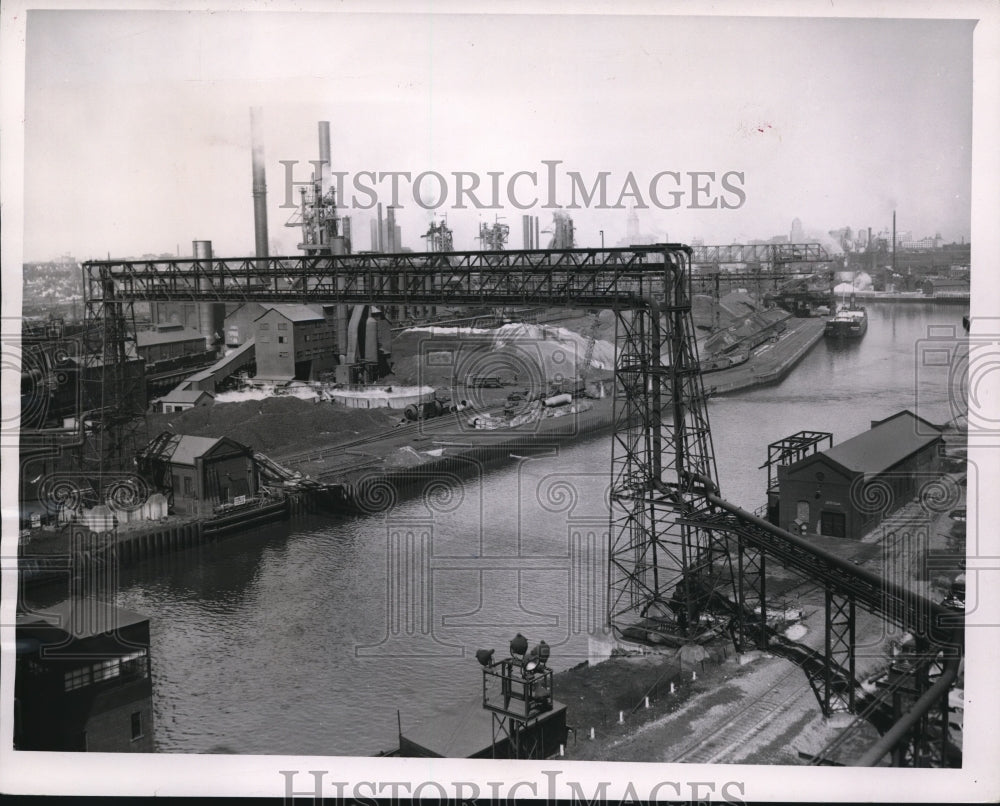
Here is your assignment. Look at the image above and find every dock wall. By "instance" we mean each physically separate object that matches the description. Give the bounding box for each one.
[20,495,306,591]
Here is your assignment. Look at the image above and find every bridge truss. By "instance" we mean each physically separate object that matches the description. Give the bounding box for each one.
[81,243,961,765]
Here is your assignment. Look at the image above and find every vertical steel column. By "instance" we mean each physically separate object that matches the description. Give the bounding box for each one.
[823,590,856,715]
[79,266,148,498]
[608,247,736,644]
[737,537,767,649]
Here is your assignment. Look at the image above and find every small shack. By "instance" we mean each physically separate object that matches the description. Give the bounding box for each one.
[155,387,214,414]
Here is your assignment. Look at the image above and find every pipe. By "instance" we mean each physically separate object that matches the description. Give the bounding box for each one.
[250,107,269,260]
[695,482,961,646]
[855,655,960,766]
[684,469,965,766]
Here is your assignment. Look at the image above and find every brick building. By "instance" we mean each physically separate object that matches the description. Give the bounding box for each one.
[775,410,942,539]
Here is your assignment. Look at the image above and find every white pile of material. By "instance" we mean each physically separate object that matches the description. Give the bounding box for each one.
[405,323,614,375]
[215,385,319,403]
[330,385,435,410]
[492,322,615,371]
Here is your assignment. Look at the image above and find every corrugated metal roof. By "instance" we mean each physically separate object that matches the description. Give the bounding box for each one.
[169,435,223,465]
[819,410,940,476]
[160,389,213,404]
[253,304,325,323]
[136,326,205,347]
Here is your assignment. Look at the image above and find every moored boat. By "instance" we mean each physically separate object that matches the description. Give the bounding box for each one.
[824,302,868,339]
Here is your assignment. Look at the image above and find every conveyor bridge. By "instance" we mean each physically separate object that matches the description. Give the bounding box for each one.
[79,242,959,765]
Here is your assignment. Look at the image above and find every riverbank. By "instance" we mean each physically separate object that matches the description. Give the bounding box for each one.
[850,290,969,304]
[18,311,828,583]
[18,493,302,590]
[703,316,825,395]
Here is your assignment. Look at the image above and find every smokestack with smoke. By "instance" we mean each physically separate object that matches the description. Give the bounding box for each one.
[250,107,269,260]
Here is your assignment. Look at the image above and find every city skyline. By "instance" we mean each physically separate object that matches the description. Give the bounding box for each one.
[16,11,975,262]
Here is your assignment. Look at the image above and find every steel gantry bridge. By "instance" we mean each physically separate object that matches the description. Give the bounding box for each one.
[80,243,961,766]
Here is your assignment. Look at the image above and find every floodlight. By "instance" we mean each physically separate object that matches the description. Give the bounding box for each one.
[509,633,528,658]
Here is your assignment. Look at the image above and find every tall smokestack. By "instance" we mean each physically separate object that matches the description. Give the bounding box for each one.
[377,203,385,251]
[318,121,332,196]
[386,206,397,253]
[892,210,896,273]
[194,240,224,354]
[250,107,269,259]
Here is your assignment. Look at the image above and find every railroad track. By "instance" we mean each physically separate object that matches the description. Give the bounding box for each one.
[667,662,811,763]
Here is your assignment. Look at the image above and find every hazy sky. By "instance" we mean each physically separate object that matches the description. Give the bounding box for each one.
[22,10,974,260]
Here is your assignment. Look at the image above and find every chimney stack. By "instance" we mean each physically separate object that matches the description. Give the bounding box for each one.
[318,121,332,196]
[250,107,269,259]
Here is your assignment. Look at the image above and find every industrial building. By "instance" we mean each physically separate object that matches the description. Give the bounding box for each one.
[921,277,971,297]
[224,301,269,348]
[136,323,209,364]
[775,410,942,539]
[14,599,154,752]
[253,304,338,381]
[154,387,214,413]
[137,433,258,517]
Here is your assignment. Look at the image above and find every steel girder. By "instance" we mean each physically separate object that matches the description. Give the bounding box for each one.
[83,247,679,309]
[79,276,148,500]
[823,590,856,715]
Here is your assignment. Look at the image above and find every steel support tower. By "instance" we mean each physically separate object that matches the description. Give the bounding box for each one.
[607,247,736,644]
[79,243,962,765]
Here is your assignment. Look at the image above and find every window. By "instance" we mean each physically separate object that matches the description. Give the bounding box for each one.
[820,510,847,538]
[259,323,270,330]
[131,711,143,741]
[64,667,92,691]
[183,476,192,496]
[795,500,809,522]
[278,335,286,344]
[277,322,288,330]
[92,658,121,683]
[172,474,180,491]
[120,650,148,678]
[259,335,271,343]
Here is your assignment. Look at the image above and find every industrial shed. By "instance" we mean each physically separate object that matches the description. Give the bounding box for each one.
[137,433,258,517]
[777,410,942,539]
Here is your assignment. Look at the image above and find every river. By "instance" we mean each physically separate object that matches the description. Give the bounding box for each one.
[64,303,970,755]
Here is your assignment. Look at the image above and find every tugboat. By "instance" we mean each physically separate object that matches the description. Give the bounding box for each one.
[824,294,868,339]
